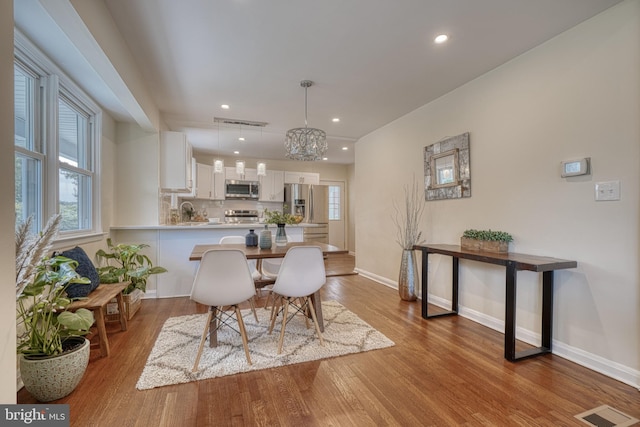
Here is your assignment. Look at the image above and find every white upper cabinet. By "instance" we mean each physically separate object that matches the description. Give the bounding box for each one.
[159,131,193,192]
[284,171,320,185]
[225,166,258,182]
[259,169,285,202]
[195,163,225,200]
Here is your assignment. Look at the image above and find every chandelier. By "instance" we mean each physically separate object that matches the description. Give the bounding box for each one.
[285,80,327,161]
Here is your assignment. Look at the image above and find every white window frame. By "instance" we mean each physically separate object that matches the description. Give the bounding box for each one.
[15,30,102,244]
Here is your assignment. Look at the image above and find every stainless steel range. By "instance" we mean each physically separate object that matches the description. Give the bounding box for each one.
[224,209,259,224]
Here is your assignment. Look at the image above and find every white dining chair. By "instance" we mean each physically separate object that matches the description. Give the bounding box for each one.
[190,249,256,372]
[267,246,326,354]
[260,235,290,309]
[219,235,260,321]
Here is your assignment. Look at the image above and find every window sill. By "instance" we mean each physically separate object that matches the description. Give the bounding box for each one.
[53,231,107,250]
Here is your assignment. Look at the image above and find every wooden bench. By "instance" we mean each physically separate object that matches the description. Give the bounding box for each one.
[66,283,129,357]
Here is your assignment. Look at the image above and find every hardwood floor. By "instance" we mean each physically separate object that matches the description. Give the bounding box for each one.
[18,255,640,426]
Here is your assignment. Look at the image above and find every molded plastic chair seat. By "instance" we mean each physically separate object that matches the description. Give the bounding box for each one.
[189,249,256,371]
[267,246,326,354]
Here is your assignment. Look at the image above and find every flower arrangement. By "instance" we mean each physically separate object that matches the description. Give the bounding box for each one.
[263,208,300,225]
[392,176,426,250]
[95,238,168,294]
[16,215,95,357]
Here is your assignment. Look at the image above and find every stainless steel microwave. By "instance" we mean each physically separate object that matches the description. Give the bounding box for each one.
[225,180,259,199]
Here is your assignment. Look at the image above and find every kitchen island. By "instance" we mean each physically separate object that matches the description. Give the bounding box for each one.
[110,224,318,298]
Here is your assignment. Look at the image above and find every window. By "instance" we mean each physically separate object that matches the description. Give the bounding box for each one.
[14,33,101,237]
[328,185,341,221]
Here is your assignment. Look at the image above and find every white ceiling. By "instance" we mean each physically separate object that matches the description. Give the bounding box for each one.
[15,0,623,165]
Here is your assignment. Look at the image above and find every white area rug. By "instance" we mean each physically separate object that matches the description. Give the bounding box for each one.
[136,300,395,390]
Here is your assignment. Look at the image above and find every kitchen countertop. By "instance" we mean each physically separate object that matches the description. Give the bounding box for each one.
[110,223,321,230]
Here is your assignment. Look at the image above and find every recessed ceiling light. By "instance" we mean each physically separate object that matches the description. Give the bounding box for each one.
[238,137,245,141]
[221,104,230,109]
[332,118,340,123]
[233,150,239,154]
[342,147,348,151]
[434,34,448,44]
[322,157,328,161]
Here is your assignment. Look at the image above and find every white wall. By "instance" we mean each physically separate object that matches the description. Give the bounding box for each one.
[1,1,16,403]
[355,0,639,386]
[113,123,161,226]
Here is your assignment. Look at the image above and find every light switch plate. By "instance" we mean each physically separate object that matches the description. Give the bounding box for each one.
[595,181,620,201]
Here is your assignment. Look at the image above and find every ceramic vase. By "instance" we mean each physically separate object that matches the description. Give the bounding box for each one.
[245,229,258,247]
[259,225,272,249]
[398,249,419,301]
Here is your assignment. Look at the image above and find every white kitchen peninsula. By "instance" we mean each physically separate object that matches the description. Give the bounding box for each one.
[110,224,313,298]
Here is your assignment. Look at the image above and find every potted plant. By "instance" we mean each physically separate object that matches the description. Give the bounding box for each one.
[95,238,167,319]
[392,176,426,301]
[16,215,95,402]
[461,229,513,253]
[263,208,301,246]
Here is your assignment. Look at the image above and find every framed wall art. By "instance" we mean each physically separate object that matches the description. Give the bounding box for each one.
[424,132,470,201]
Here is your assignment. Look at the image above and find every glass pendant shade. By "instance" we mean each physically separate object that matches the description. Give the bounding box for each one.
[285,80,327,161]
[213,159,224,173]
[235,160,245,176]
[257,161,267,176]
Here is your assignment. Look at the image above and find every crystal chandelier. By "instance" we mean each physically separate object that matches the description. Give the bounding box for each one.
[285,80,327,161]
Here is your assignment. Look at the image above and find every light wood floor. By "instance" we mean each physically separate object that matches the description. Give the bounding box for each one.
[18,255,640,426]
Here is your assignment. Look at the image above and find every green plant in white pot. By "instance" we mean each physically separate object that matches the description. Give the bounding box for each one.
[16,215,95,402]
[95,238,168,295]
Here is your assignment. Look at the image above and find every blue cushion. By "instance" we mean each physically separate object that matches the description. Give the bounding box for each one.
[58,246,100,298]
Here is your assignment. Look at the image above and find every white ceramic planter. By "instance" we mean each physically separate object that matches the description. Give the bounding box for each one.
[19,337,90,402]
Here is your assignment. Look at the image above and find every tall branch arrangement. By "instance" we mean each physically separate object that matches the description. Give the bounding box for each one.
[16,215,61,298]
[392,176,426,250]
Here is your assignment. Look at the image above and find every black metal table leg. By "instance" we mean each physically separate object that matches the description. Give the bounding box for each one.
[504,261,517,361]
[541,271,554,351]
[421,249,458,319]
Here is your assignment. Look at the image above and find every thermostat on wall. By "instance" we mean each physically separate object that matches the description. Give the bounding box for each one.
[561,157,590,177]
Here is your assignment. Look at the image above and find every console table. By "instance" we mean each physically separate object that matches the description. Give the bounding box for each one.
[413,244,577,362]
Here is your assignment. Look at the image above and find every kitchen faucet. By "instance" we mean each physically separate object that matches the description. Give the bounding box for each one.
[179,201,195,222]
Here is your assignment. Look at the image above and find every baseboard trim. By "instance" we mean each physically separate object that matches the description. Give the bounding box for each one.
[357,268,640,390]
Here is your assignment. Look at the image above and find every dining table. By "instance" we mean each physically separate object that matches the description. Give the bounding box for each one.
[189,241,348,332]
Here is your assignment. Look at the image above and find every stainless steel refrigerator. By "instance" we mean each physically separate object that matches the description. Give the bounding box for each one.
[284,184,329,243]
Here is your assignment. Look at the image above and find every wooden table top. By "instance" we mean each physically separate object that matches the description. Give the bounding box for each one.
[413,244,577,272]
[189,241,348,261]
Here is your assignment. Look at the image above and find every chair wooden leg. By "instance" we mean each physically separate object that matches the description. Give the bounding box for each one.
[277,298,290,354]
[299,297,310,329]
[234,305,252,365]
[193,309,213,372]
[249,297,259,322]
[307,297,324,346]
[268,295,281,334]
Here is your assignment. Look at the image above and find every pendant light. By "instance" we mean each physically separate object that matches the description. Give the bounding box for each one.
[214,122,224,173]
[285,80,327,161]
[257,127,266,176]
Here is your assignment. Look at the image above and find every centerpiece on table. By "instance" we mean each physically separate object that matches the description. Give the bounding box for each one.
[392,176,426,301]
[263,208,302,246]
[460,229,513,253]
[16,215,95,402]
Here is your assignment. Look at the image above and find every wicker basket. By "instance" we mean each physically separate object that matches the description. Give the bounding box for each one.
[105,288,143,322]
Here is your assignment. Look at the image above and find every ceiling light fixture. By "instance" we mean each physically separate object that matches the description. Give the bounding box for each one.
[434,34,449,44]
[221,104,230,109]
[332,118,340,123]
[285,80,327,161]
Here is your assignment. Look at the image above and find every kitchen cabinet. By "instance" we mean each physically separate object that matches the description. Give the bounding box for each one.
[195,163,225,200]
[284,171,320,185]
[160,131,193,192]
[225,166,258,182]
[259,169,285,202]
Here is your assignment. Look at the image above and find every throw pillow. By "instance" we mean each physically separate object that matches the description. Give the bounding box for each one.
[57,246,100,298]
